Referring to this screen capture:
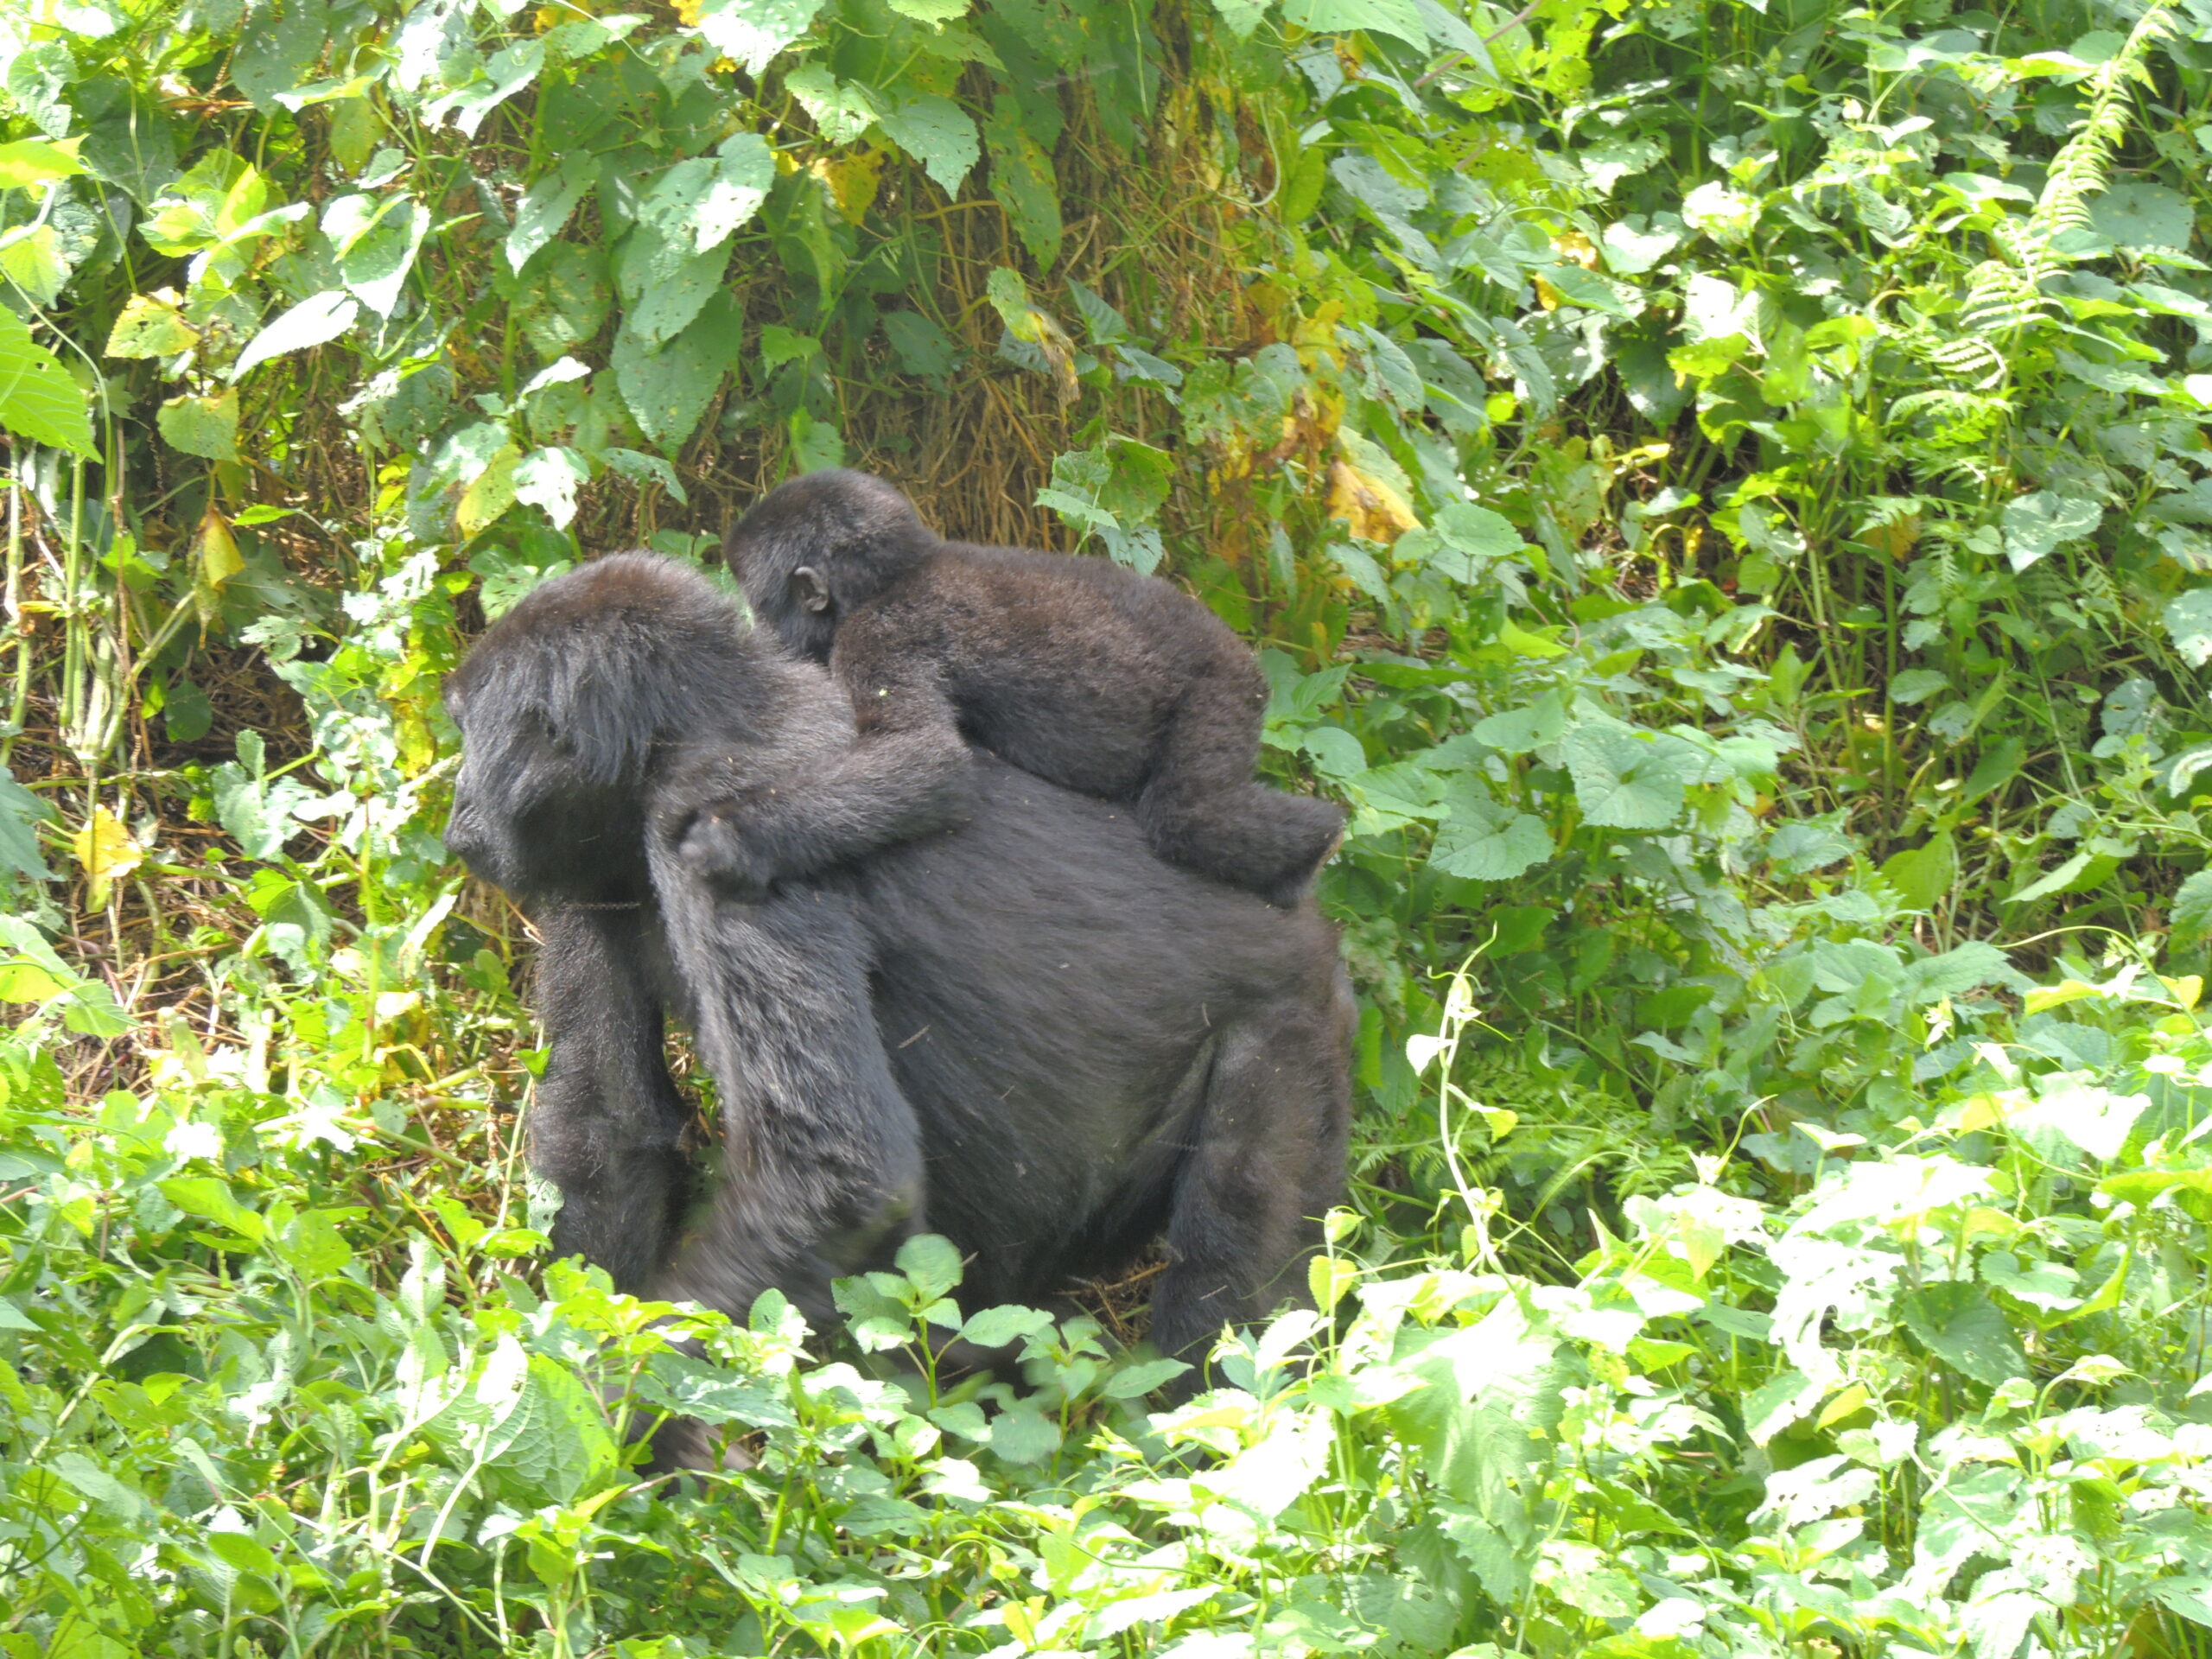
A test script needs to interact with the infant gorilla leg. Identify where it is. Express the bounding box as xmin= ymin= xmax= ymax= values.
xmin=649 ymin=854 xmax=925 ymax=1335
xmin=1139 ymin=679 xmax=1347 ymax=908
